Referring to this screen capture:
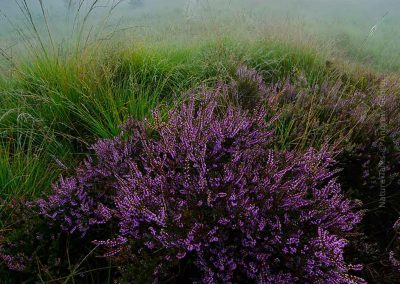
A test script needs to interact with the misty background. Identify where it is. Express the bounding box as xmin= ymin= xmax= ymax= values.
xmin=0 ymin=0 xmax=399 ymax=71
